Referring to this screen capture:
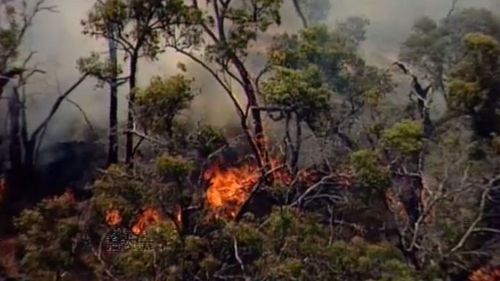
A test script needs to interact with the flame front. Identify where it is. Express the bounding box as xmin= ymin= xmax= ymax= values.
xmin=204 ymin=162 xmax=260 ymax=219
xmin=132 ymin=208 xmax=162 ymax=235
xmin=203 ymin=157 xmax=325 ymax=219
